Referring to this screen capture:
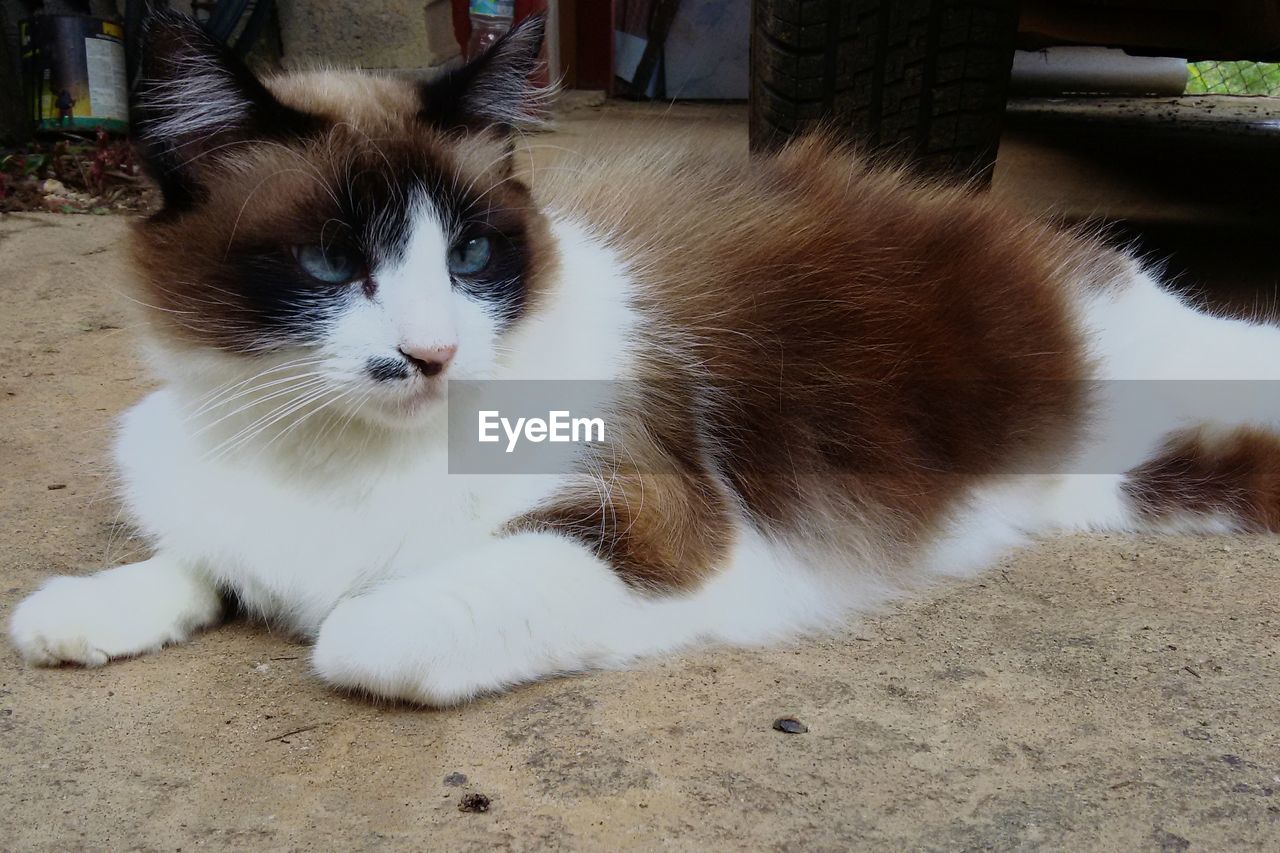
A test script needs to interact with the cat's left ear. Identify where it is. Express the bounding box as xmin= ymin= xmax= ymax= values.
xmin=418 ymin=13 xmax=548 ymax=132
